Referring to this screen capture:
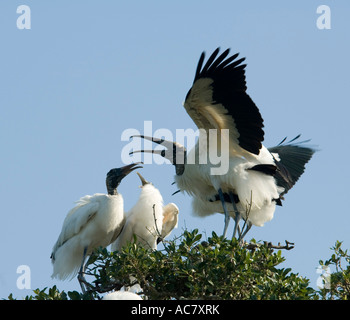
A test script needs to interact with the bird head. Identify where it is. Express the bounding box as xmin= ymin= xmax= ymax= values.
xmin=129 ymin=135 xmax=187 ymax=175
xmin=106 ymin=162 xmax=143 ymax=195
